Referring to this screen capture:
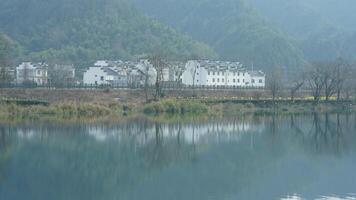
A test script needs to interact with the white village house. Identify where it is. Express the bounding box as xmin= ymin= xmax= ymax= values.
xmin=83 ymin=66 xmax=128 ymax=87
xmin=16 ymin=62 xmax=49 ymax=85
xmin=181 ymin=60 xmax=265 ymax=88
xmin=83 ymin=59 xmax=265 ymax=88
xmin=84 ymin=60 xmax=158 ymax=87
